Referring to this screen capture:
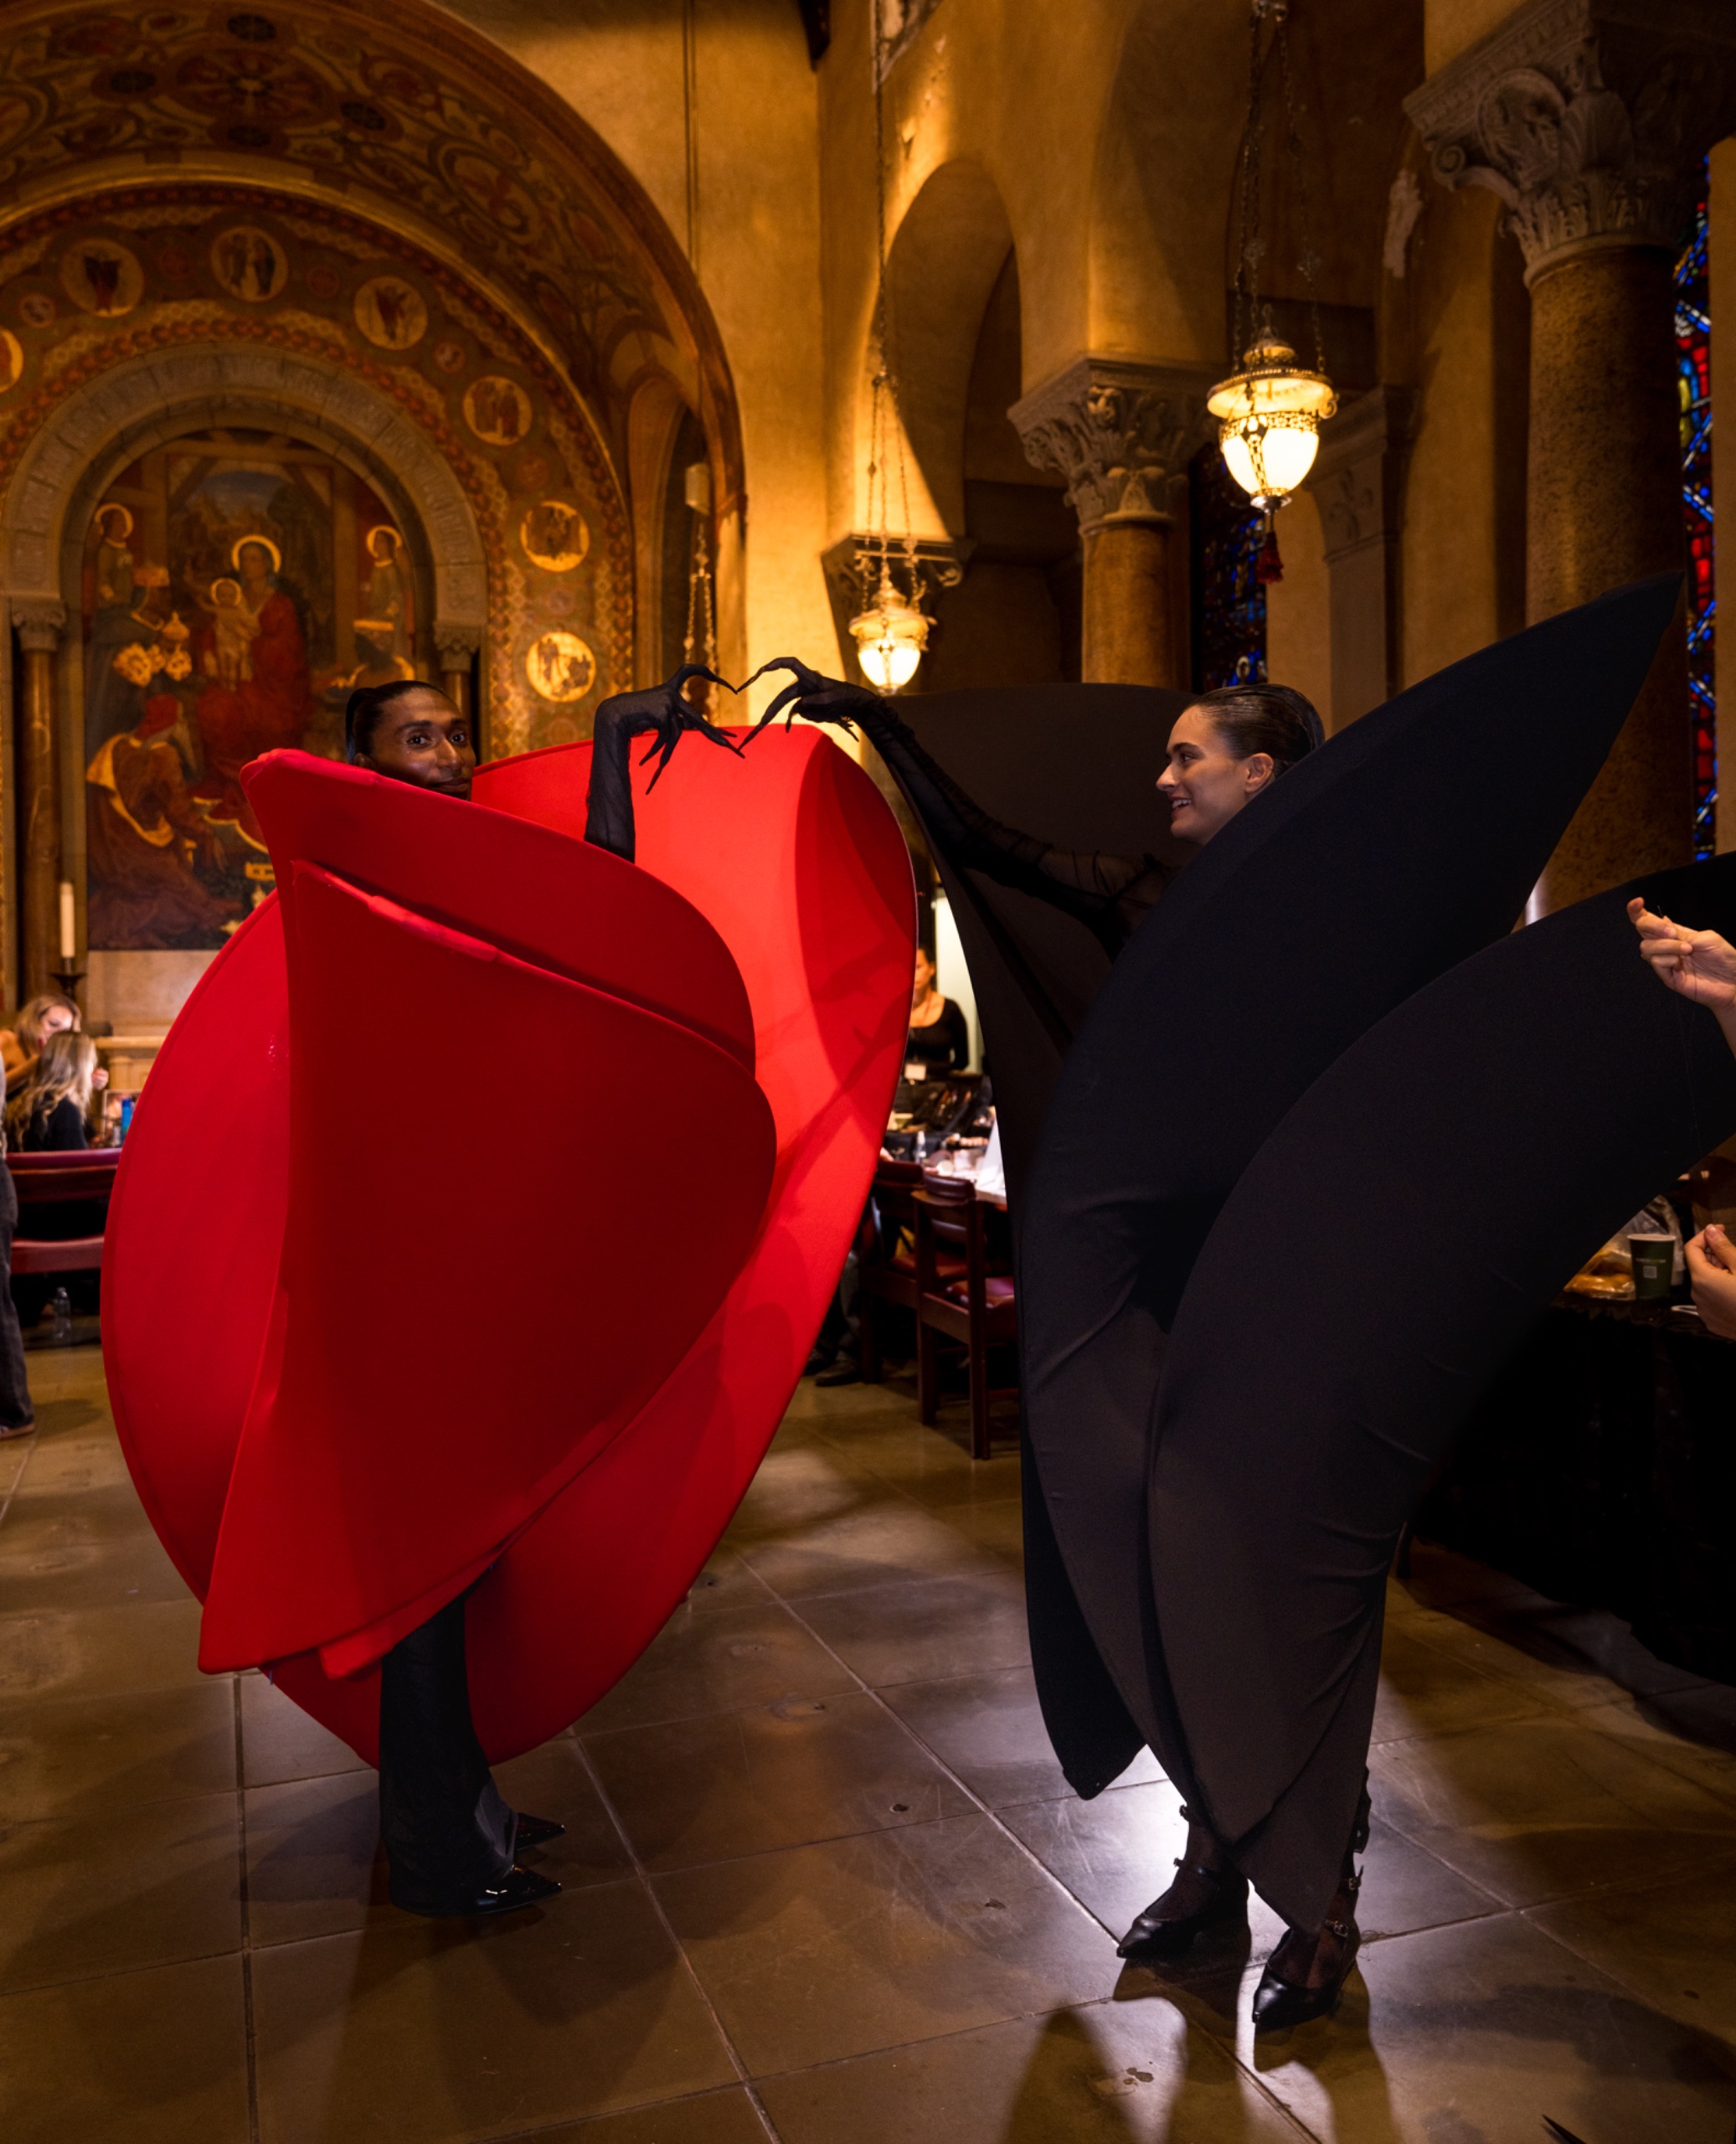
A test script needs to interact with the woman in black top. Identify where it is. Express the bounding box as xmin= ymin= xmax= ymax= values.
xmin=906 ymin=946 xmax=969 ymax=1072
xmin=8 ymin=1031 xmax=96 ymax=1151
